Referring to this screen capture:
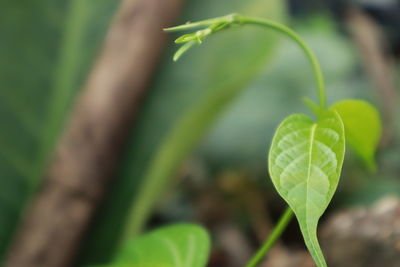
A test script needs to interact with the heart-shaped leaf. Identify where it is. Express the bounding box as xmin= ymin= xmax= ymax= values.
xmin=268 ymin=110 xmax=345 ymax=267
xmin=331 ymin=99 xmax=381 ymax=171
xmin=113 ymin=224 xmax=210 ymax=267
